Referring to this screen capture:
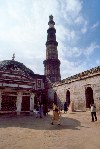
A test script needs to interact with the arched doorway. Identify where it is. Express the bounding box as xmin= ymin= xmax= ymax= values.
xmin=66 ymin=90 xmax=70 ymax=107
xmin=54 ymin=92 xmax=57 ymax=105
xmin=85 ymin=87 xmax=94 ymax=108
